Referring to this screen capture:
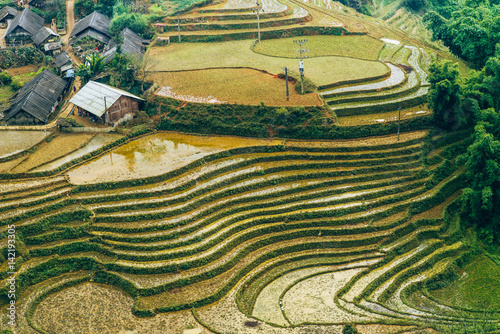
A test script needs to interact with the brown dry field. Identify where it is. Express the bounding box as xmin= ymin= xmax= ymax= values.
xmin=33 ymin=283 xmax=214 ymax=334
xmin=11 ymin=133 xmax=94 ymax=173
xmin=151 ymin=68 xmax=323 ymax=106
xmin=6 ymin=64 xmax=39 ymax=76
